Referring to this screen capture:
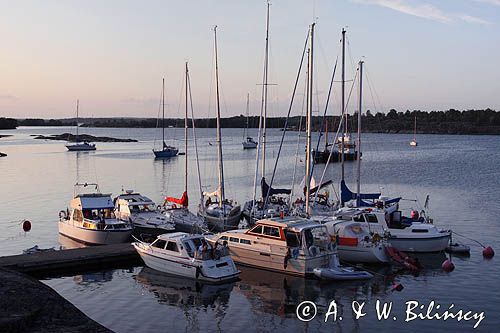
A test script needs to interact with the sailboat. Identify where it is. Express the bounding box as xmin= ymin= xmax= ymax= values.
xmin=242 ymin=2 xmax=291 ymax=225
xmin=410 ymin=115 xmax=418 ymax=147
xmin=66 ymin=100 xmax=96 ymax=151
xmin=198 ymin=26 xmax=241 ymax=231
xmin=153 ymin=78 xmax=179 ymax=158
xmin=163 ymin=62 xmax=207 ymax=233
xmin=242 ymin=93 xmax=257 ymax=149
